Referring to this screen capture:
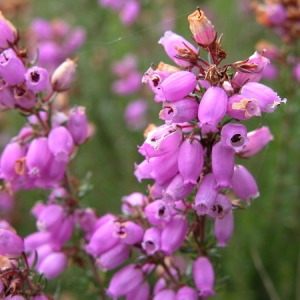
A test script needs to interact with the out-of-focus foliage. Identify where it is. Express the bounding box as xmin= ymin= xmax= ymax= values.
xmin=2 ymin=0 xmax=299 ymax=299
